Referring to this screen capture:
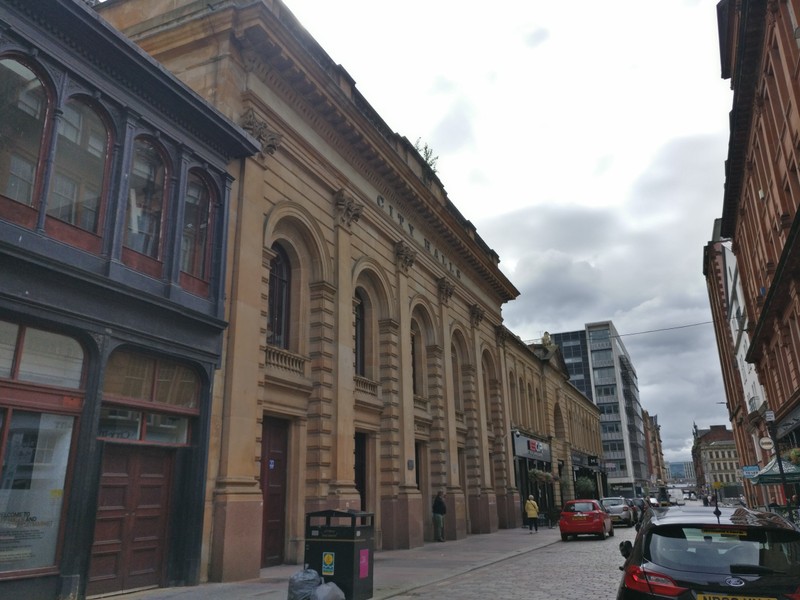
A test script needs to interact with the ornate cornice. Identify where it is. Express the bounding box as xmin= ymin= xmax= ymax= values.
xmin=240 ymin=108 xmax=283 ymax=157
xmin=333 ymin=189 xmax=363 ymax=228
xmin=395 ymin=241 xmax=416 ymax=273
xmin=437 ymin=277 xmax=455 ymax=305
